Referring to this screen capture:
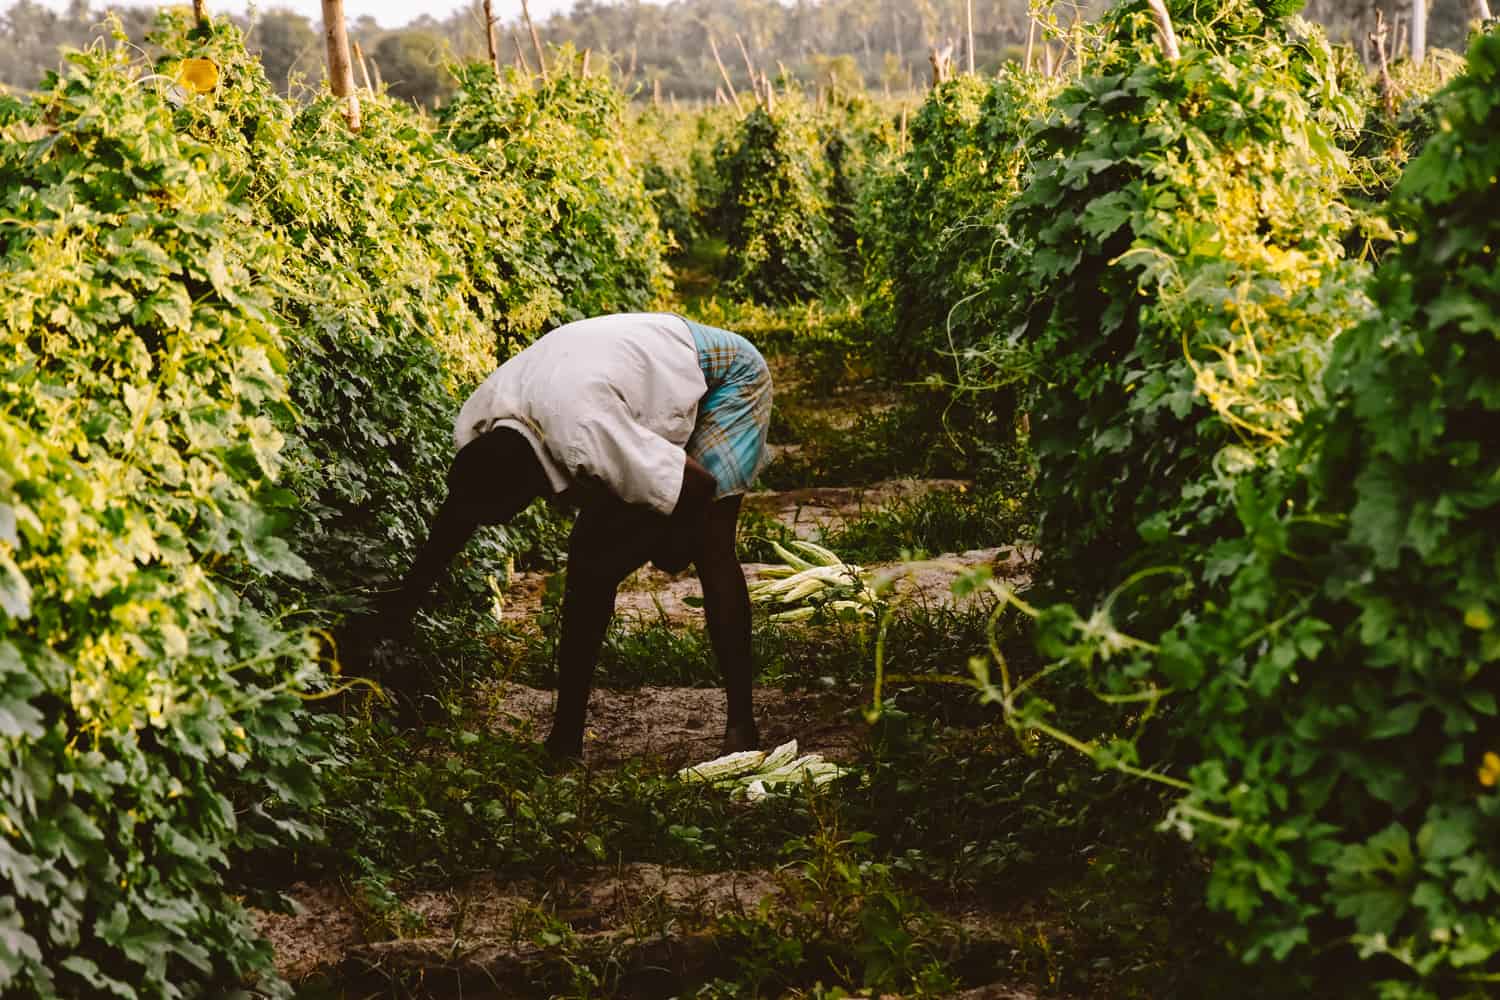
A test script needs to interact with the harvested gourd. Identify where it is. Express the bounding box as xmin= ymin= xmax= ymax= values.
xmin=676 ymin=739 xmax=850 ymax=801
xmin=748 ymin=541 xmax=877 ymax=622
